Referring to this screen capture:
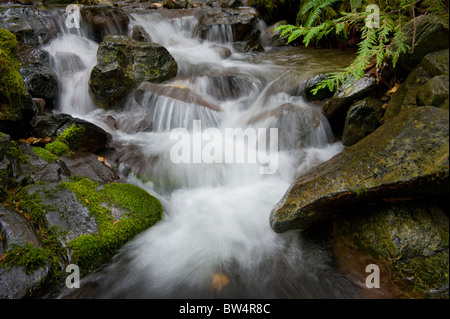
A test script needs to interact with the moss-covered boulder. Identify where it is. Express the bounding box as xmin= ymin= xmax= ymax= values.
xmin=333 ymin=201 xmax=449 ymax=299
xmin=0 ymin=28 xmax=37 ymax=138
xmin=14 ymin=178 xmax=163 ymax=273
xmin=270 ymin=106 xmax=449 ymax=233
xmin=385 ymin=49 xmax=449 ymax=122
xmin=89 ymin=34 xmax=178 ymax=110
